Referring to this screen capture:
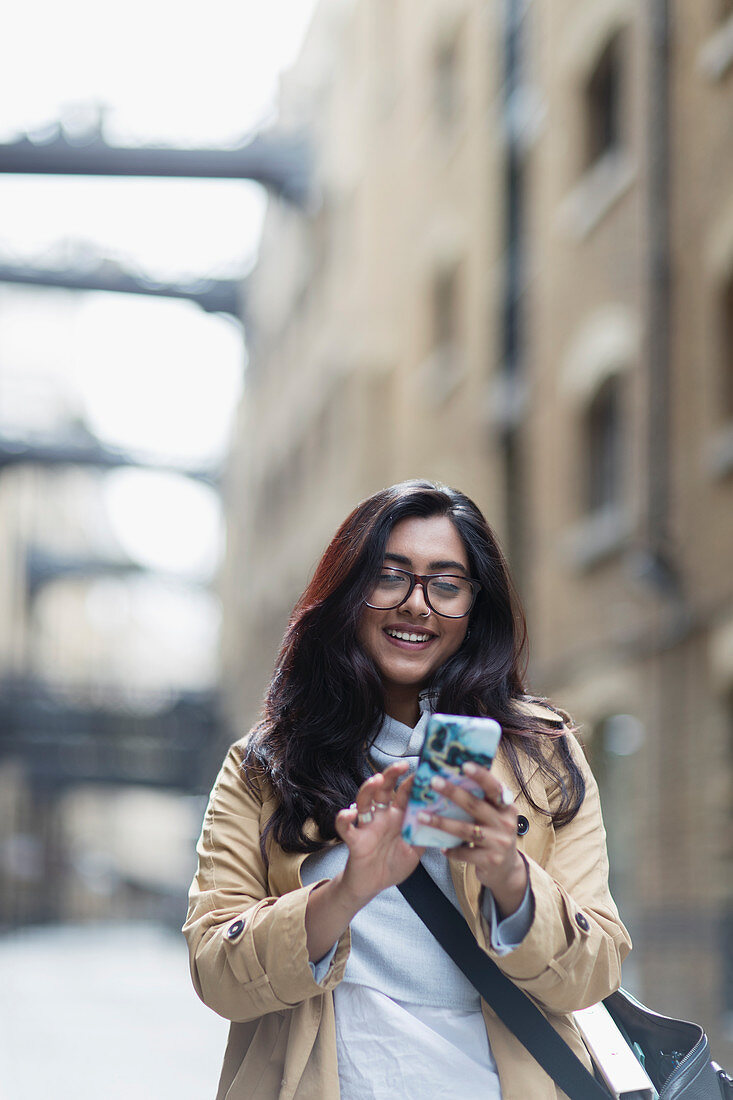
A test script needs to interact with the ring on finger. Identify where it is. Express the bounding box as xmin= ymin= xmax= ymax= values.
xmin=357 ymin=810 xmax=374 ymax=826
xmin=471 ymin=824 xmax=484 ymax=844
xmin=466 ymin=841 xmax=476 ymax=849
xmin=372 ymin=801 xmax=391 ymax=812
